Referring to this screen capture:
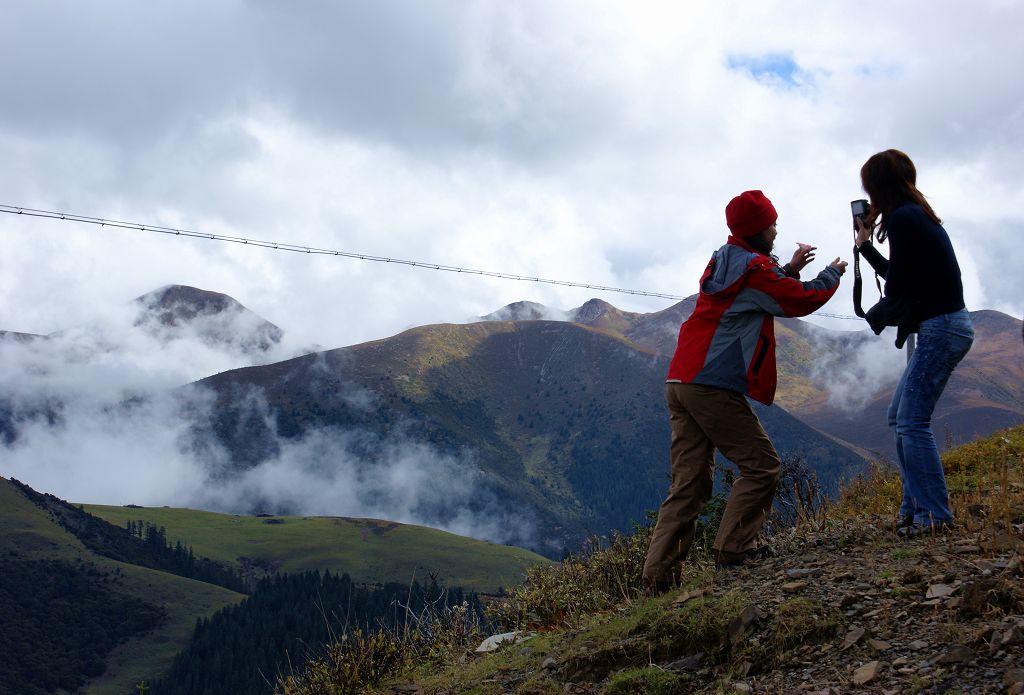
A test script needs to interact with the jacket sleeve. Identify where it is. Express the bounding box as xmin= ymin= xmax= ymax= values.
xmin=857 ymin=241 xmax=890 ymax=277
xmin=740 ymin=260 xmax=842 ymax=318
